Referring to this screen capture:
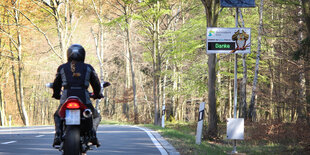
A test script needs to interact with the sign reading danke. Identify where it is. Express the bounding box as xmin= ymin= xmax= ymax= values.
xmin=206 ymin=27 xmax=251 ymax=54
